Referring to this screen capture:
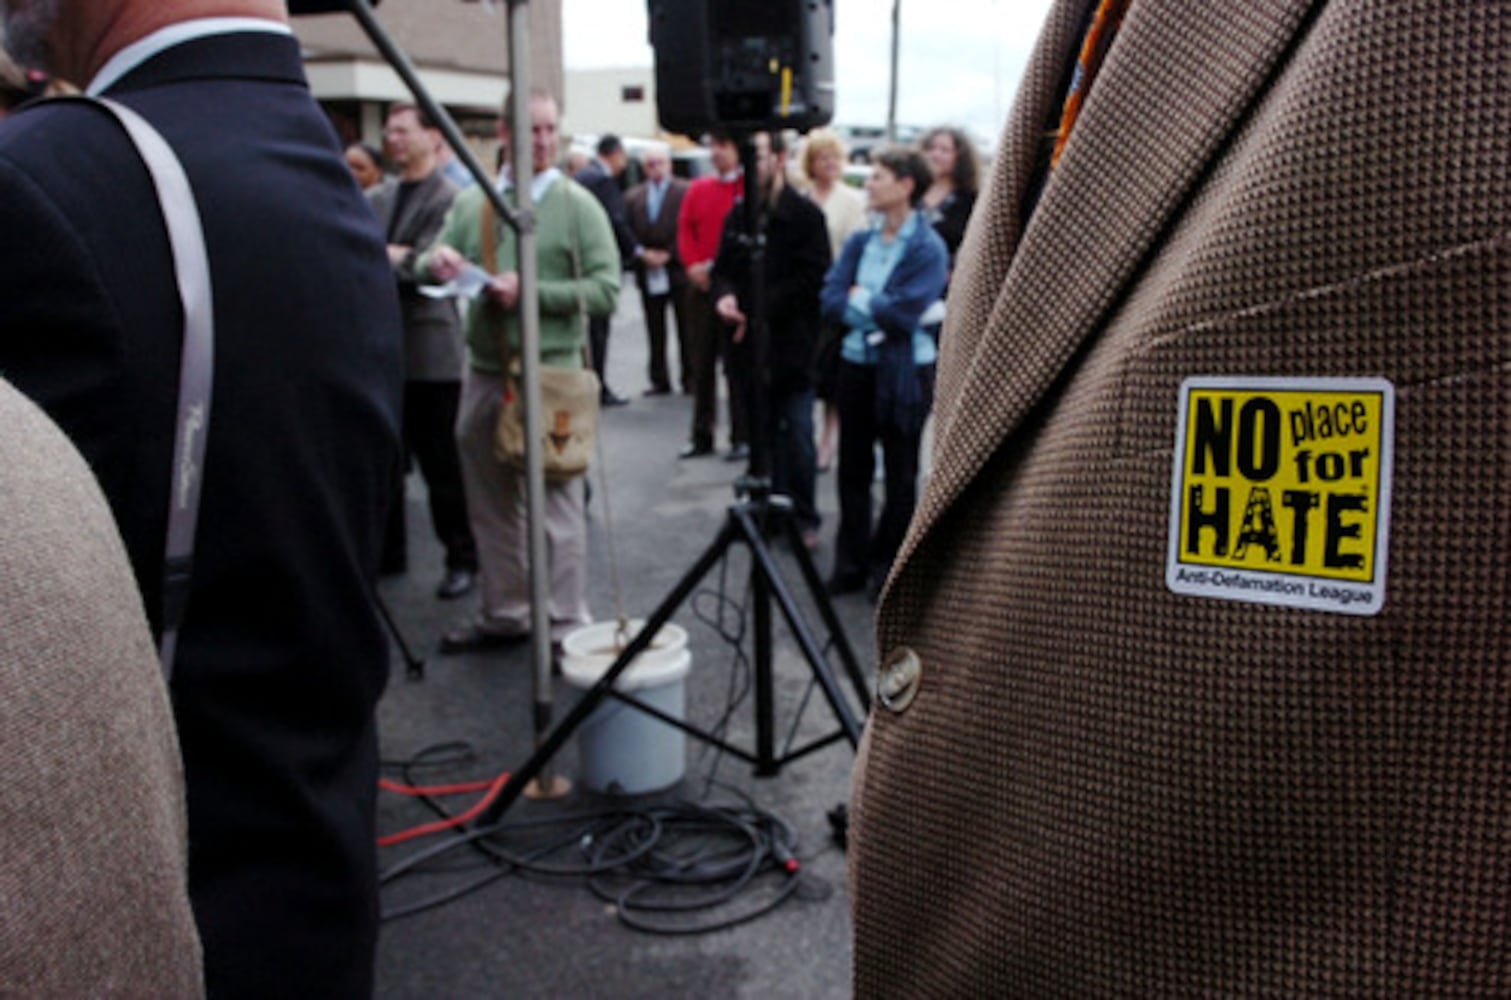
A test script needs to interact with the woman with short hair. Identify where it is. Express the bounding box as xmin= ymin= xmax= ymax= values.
xmin=820 ymin=147 xmax=949 ymax=600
